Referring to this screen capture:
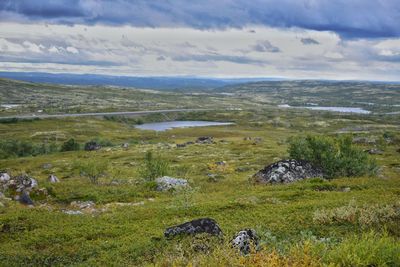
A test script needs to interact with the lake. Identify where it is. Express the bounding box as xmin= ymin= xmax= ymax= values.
xmin=135 ymin=121 xmax=234 ymax=131
xmin=278 ymin=104 xmax=371 ymax=114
